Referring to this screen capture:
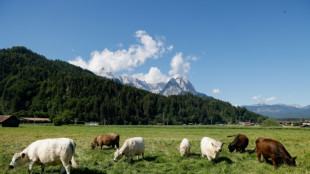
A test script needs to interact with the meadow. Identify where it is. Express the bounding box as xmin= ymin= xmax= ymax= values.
xmin=0 ymin=125 xmax=309 ymax=174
